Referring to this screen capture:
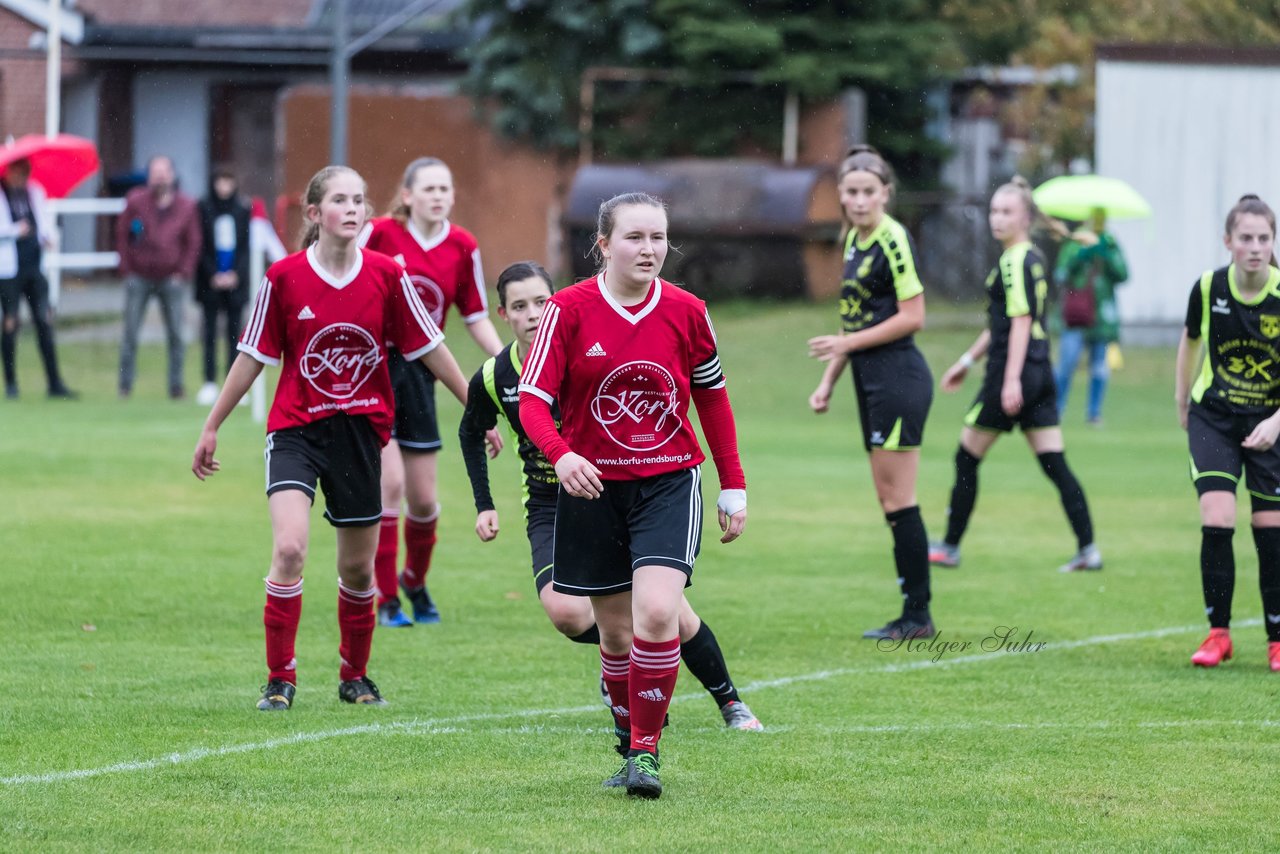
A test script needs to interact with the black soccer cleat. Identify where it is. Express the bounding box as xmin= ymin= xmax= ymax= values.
xmin=400 ymin=580 xmax=441 ymax=624
xmin=625 ymin=751 xmax=662 ymax=799
xmin=257 ymin=679 xmax=295 ymax=711
xmin=338 ymin=675 xmax=388 ymax=706
xmin=602 ymin=759 xmax=629 ymax=789
xmin=862 ymin=615 xmax=936 ymax=641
